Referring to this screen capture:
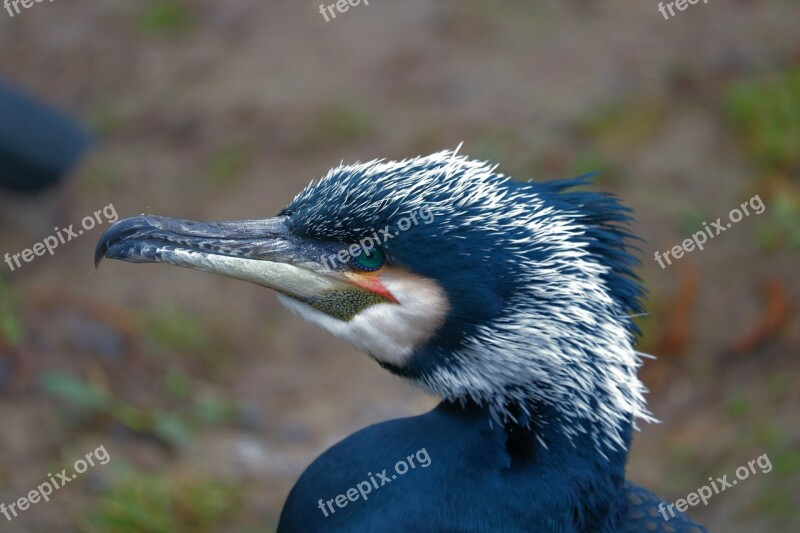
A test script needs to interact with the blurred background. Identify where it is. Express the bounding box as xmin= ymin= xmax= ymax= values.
xmin=0 ymin=1 xmax=798 ymax=531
